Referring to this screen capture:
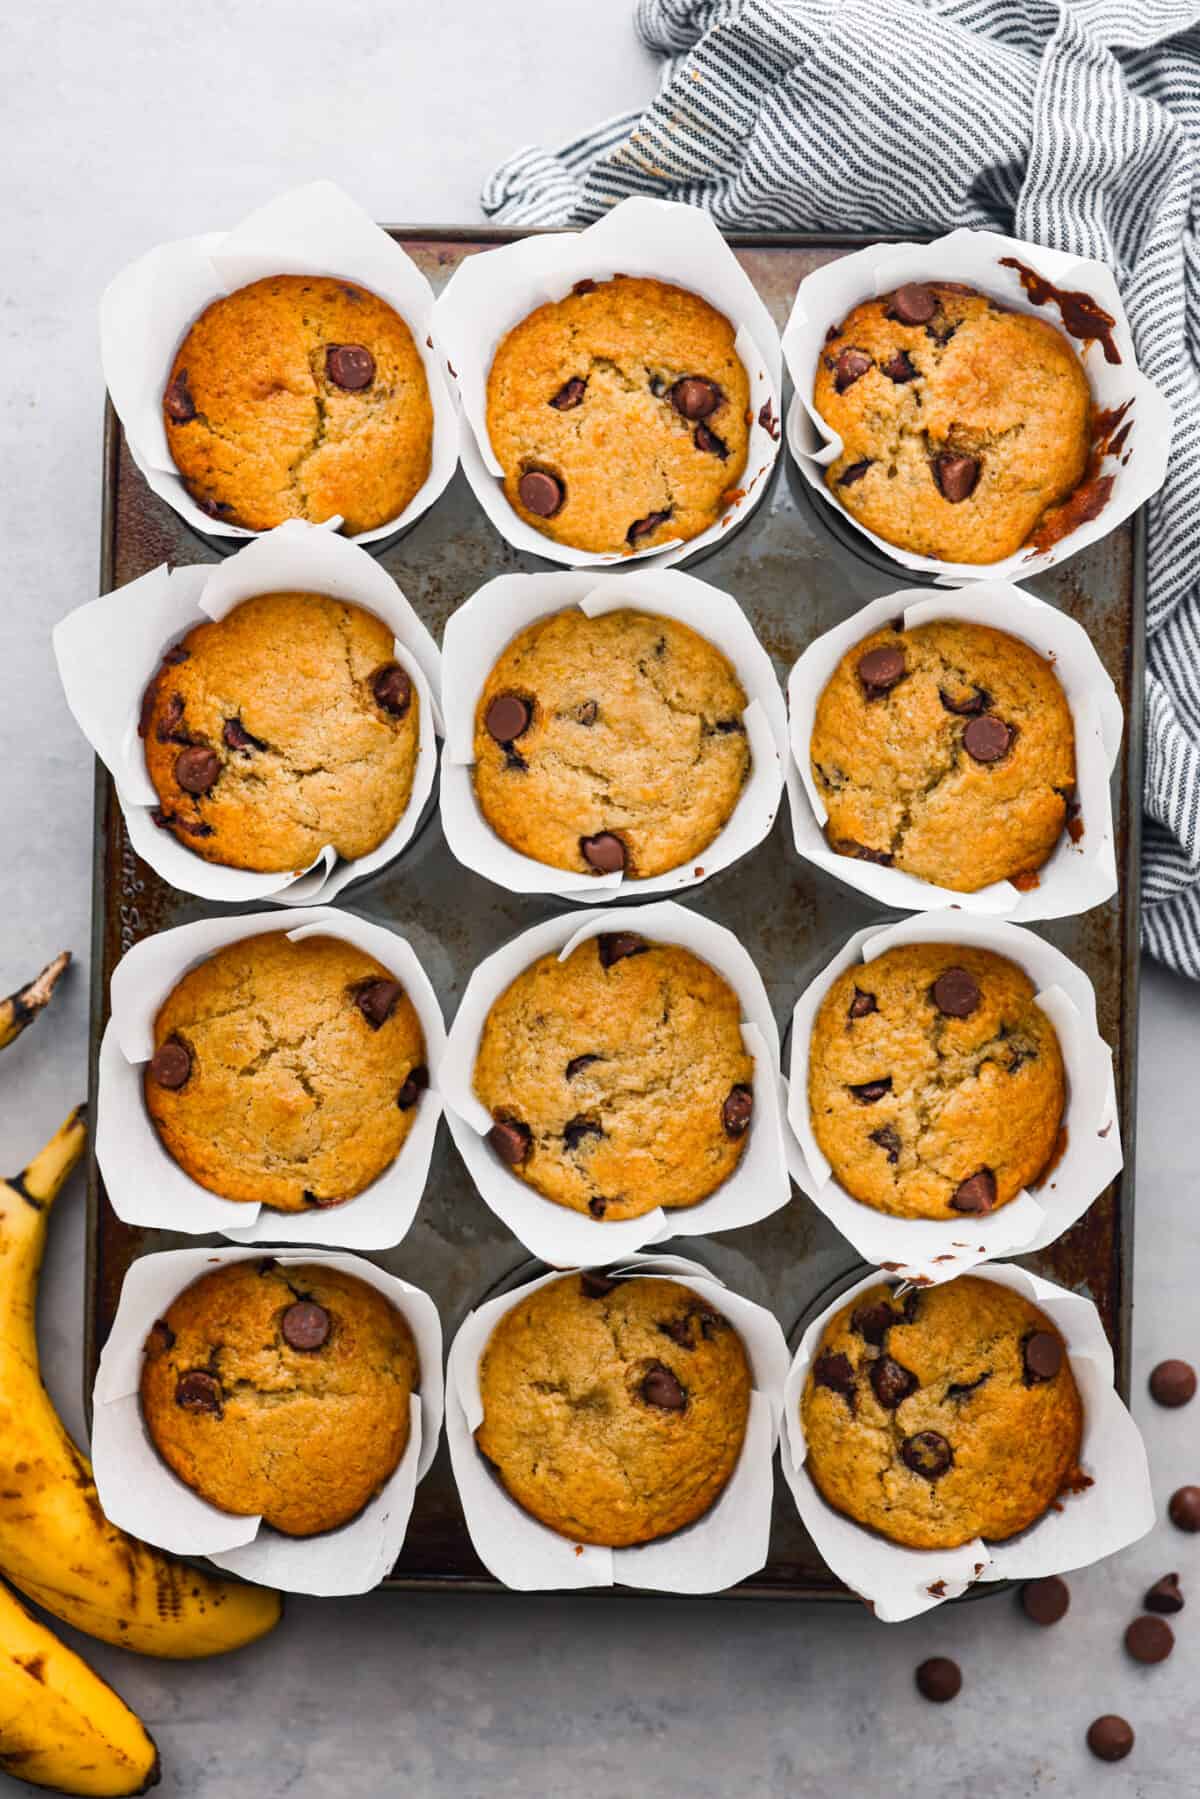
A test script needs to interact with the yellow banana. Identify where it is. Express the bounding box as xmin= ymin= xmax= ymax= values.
xmin=0 ymin=950 xmax=72 ymax=1053
xmin=0 ymin=1577 xmax=159 ymax=1795
xmin=0 ymin=1107 xmax=282 ymax=1657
